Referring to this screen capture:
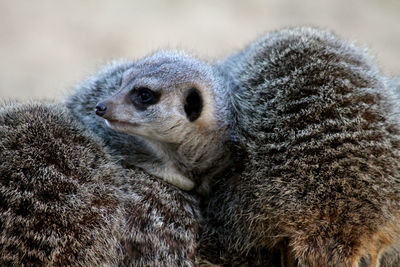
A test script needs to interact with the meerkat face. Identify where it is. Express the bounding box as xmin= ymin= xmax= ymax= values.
xmin=95 ymin=52 xmax=218 ymax=143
